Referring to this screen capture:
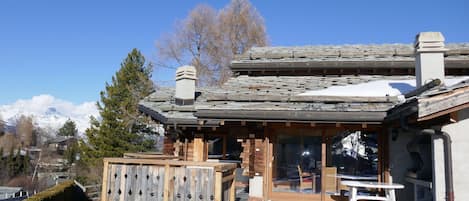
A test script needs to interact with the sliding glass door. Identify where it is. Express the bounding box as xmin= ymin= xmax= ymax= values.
xmin=268 ymin=128 xmax=380 ymax=201
xmin=271 ymin=133 xmax=322 ymax=195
